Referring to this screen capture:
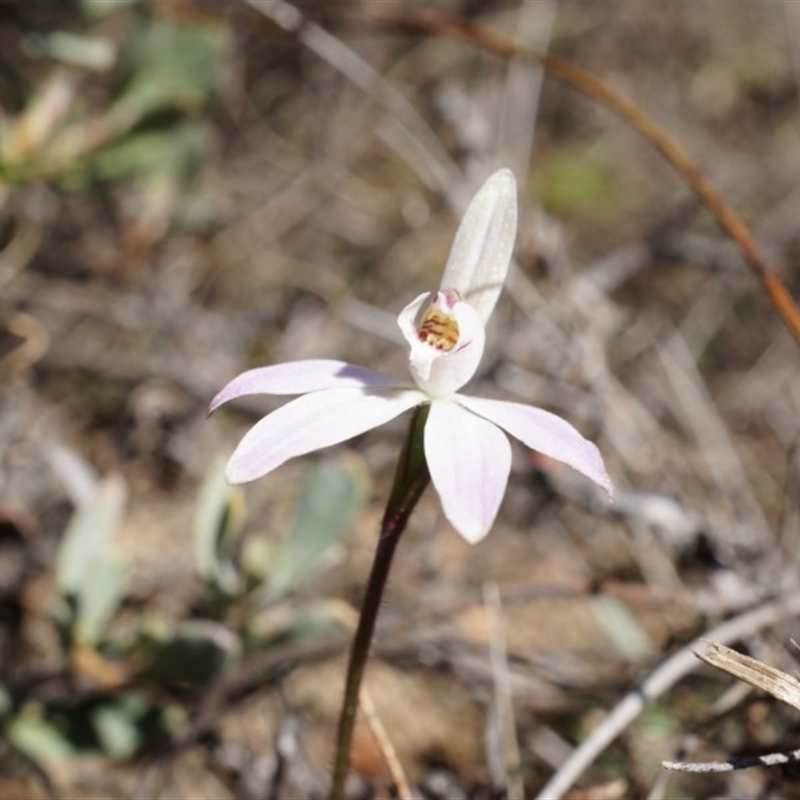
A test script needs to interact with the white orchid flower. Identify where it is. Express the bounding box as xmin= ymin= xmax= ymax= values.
xmin=209 ymin=169 xmax=612 ymax=543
